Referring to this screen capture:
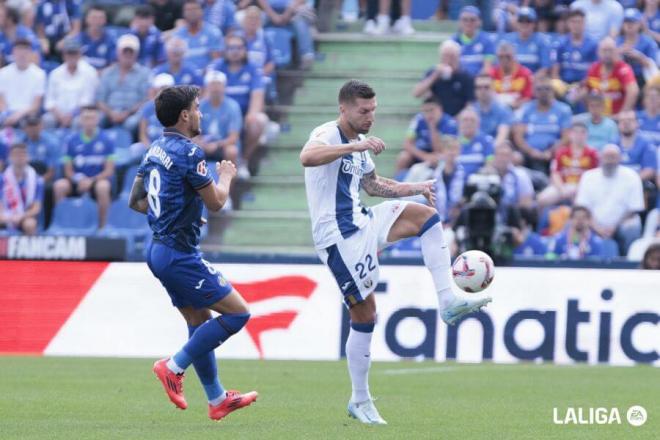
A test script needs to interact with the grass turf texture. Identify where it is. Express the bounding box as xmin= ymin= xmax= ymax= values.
xmin=1 ymin=357 xmax=657 ymax=439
